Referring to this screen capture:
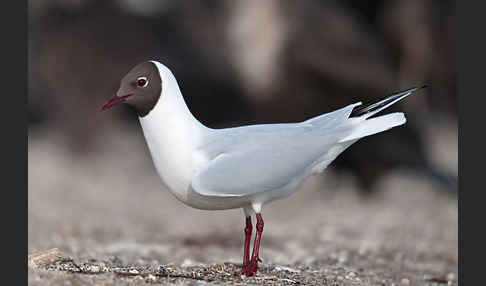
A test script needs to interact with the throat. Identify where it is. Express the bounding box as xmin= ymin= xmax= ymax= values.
xmin=138 ymin=90 xmax=209 ymax=199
